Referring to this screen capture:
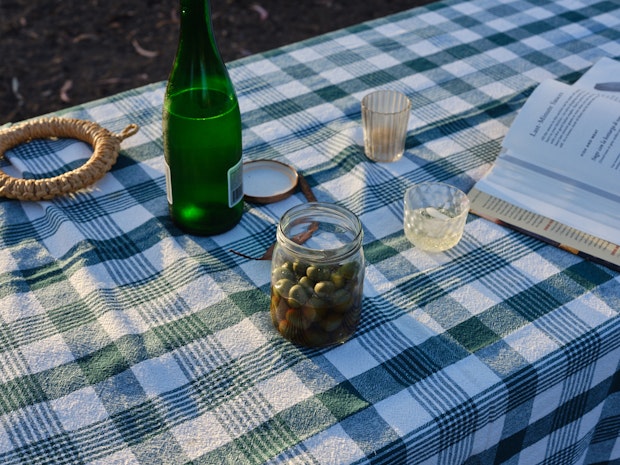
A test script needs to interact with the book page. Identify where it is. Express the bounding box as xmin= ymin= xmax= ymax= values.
xmin=503 ymin=80 xmax=620 ymax=191
xmin=475 ymin=150 xmax=620 ymax=245
xmin=475 ymin=78 xmax=620 ymax=244
xmin=574 ymin=57 xmax=620 ymax=102
xmin=468 ymin=188 xmax=620 ymax=272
